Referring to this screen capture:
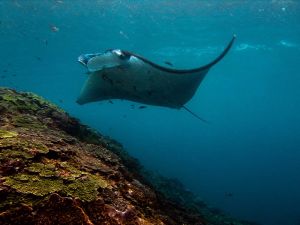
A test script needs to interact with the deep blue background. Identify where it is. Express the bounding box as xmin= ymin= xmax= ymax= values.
xmin=1 ymin=1 xmax=300 ymax=225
